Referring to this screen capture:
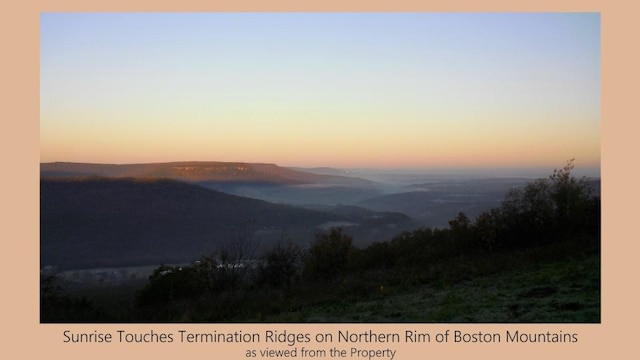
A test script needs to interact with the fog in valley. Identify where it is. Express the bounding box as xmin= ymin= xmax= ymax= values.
xmin=40 ymin=162 xmax=600 ymax=282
